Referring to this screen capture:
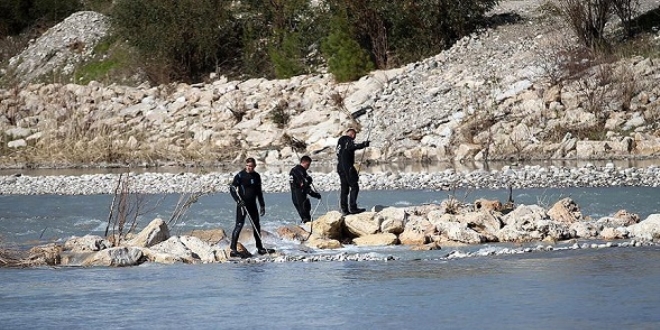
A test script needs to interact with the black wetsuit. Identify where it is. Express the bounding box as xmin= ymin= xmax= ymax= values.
xmin=289 ymin=164 xmax=321 ymax=223
xmin=229 ymin=169 xmax=265 ymax=251
xmin=336 ymin=135 xmax=368 ymax=213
